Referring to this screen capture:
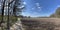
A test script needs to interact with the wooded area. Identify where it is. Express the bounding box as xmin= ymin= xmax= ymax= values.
xmin=0 ymin=0 xmax=24 ymax=30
